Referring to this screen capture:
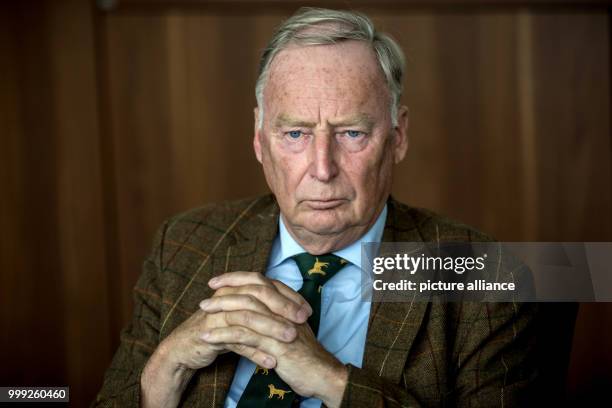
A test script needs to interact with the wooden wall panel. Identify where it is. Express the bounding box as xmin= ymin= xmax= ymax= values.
xmin=383 ymin=12 xmax=529 ymax=239
xmin=48 ymin=2 xmax=113 ymax=403
xmin=0 ymin=2 xmax=67 ymax=388
xmin=102 ymin=13 xmax=278 ymax=325
xmin=0 ymin=0 xmax=111 ymax=406
xmin=104 ymin=13 xmax=178 ymax=333
xmin=532 ymin=12 xmax=610 ymax=241
xmin=383 ymin=10 xmax=611 ymax=242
